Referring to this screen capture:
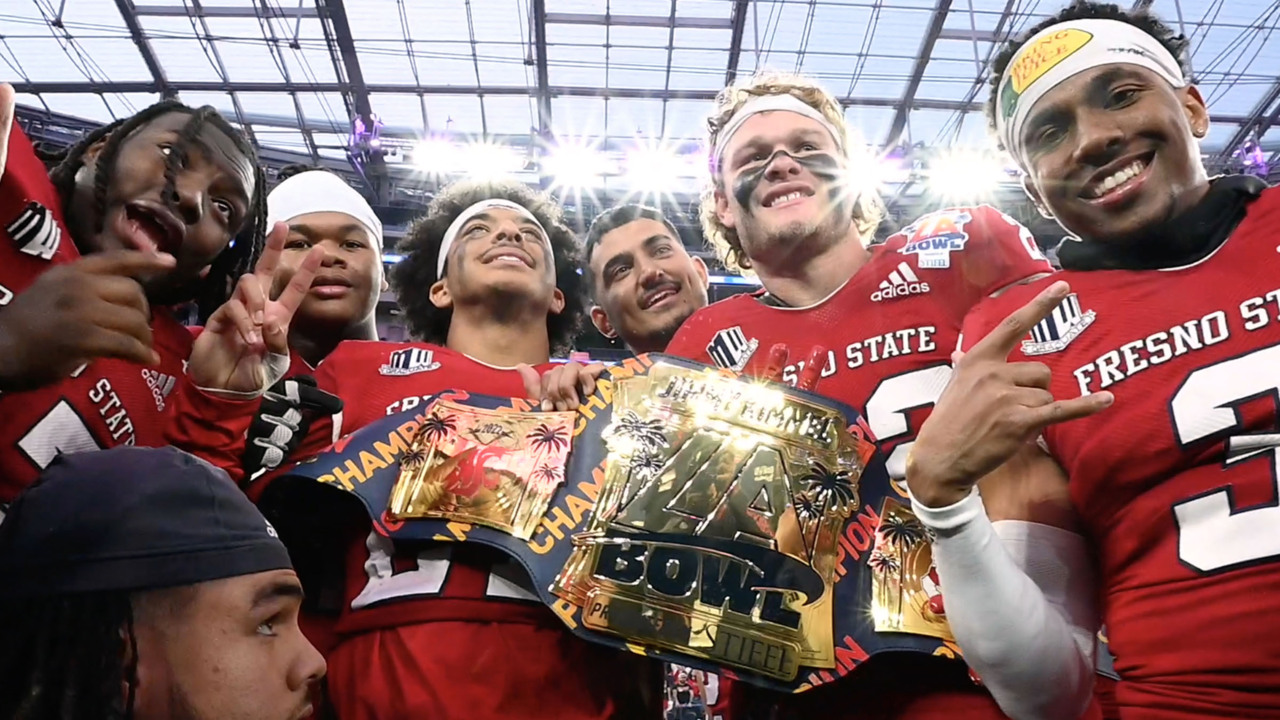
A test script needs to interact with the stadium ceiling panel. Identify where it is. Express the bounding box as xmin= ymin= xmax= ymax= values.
xmin=4 ymin=0 xmax=1280 ymax=219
